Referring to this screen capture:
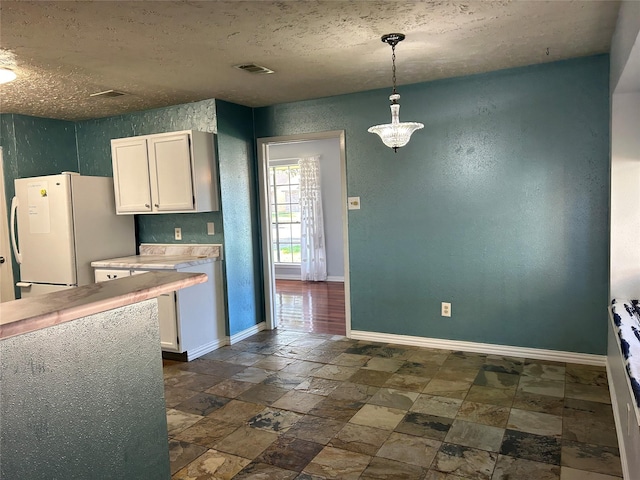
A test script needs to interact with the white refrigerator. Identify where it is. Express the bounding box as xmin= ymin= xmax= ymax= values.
xmin=10 ymin=173 xmax=136 ymax=298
